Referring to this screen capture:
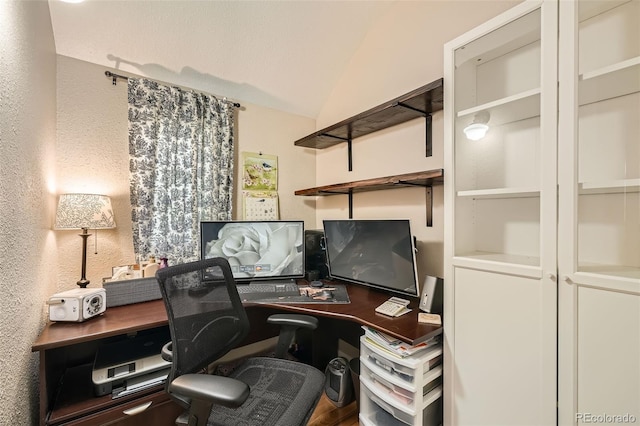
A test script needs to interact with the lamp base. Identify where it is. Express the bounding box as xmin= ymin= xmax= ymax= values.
xmin=78 ymin=229 xmax=92 ymax=288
